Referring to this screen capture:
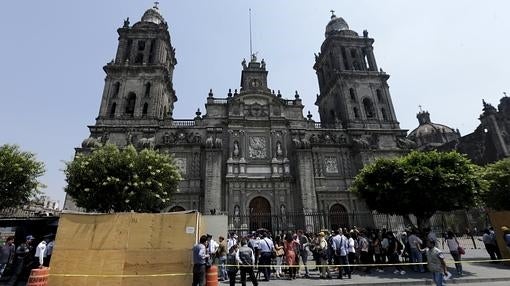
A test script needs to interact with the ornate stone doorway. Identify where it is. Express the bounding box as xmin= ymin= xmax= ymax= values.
xmin=329 ymin=203 xmax=349 ymax=230
xmin=249 ymin=196 xmax=271 ymax=231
